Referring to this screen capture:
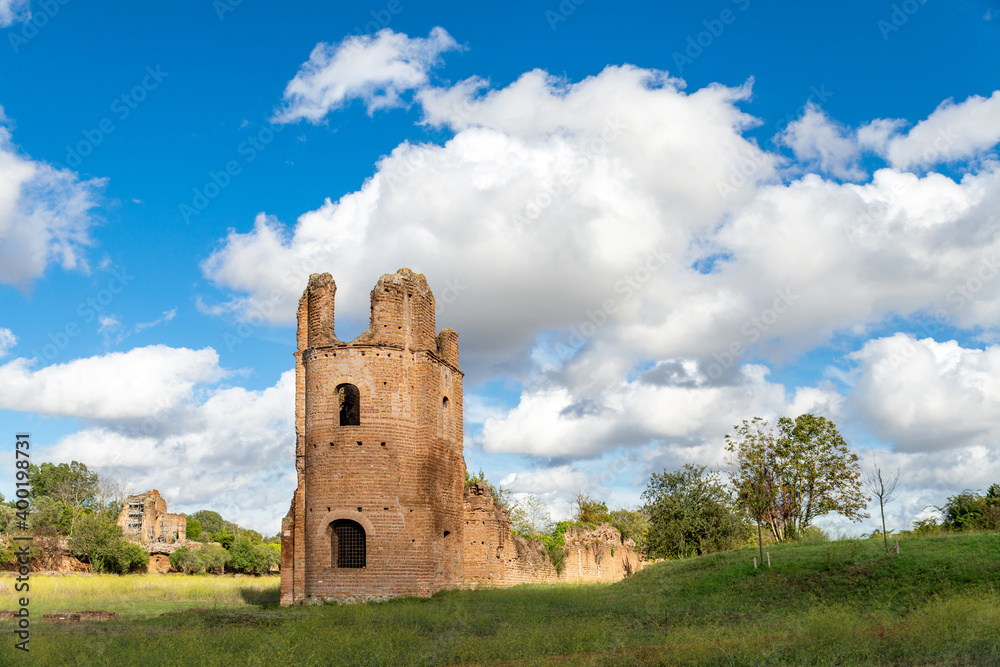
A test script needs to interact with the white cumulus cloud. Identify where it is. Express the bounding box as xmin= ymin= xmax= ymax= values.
xmin=46 ymin=370 xmax=295 ymax=533
xmin=848 ymin=335 xmax=1000 ymax=452
xmin=777 ymin=102 xmax=864 ymax=180
xmin=205 ymin=64 xmax=1000 ymax=385
xmin=273 ymin=27 xmax=461 ymax=122
xmin=0 ymin=345 xmax=226 ymax=420
xmin=0 ymin=108 xmax=105 ymax=287
xmin=883 ymin=91 xmax=1000 ymax=170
